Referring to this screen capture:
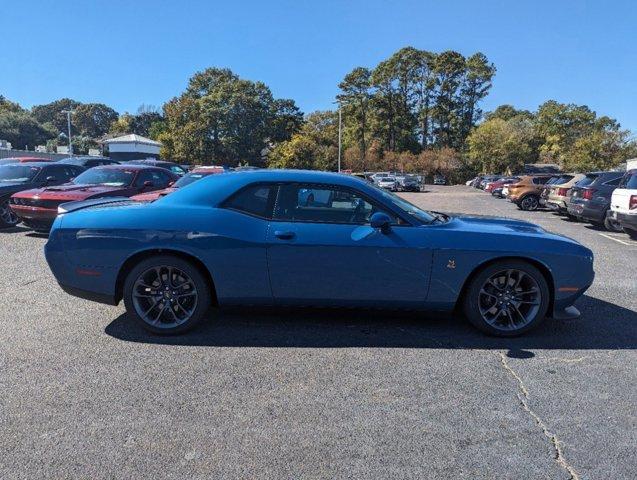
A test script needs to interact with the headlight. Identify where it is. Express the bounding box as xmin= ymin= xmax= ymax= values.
xmin=57 ymin=205 xmax=68 ymax=214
